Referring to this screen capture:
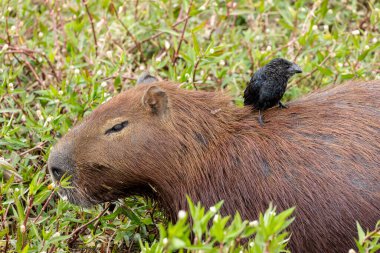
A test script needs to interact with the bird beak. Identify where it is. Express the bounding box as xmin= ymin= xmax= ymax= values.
xmin=290 ymin=63 xmax=302 ymax=74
